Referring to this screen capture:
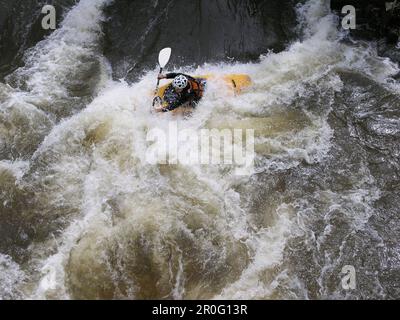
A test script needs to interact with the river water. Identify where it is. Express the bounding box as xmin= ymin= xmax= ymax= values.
xmin=0 ymin=0 xmax=399 ymax=299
